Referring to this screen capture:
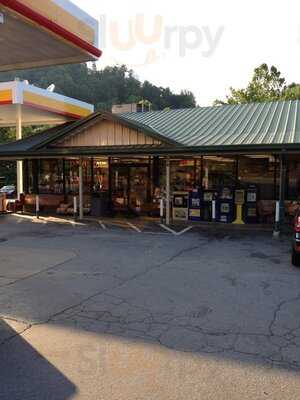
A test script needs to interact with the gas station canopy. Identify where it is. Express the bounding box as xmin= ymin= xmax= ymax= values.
xmin=0 ymin=0 xmax=101 ymax=71
xmin=0 ymin=80 xmax=94 ymax=126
